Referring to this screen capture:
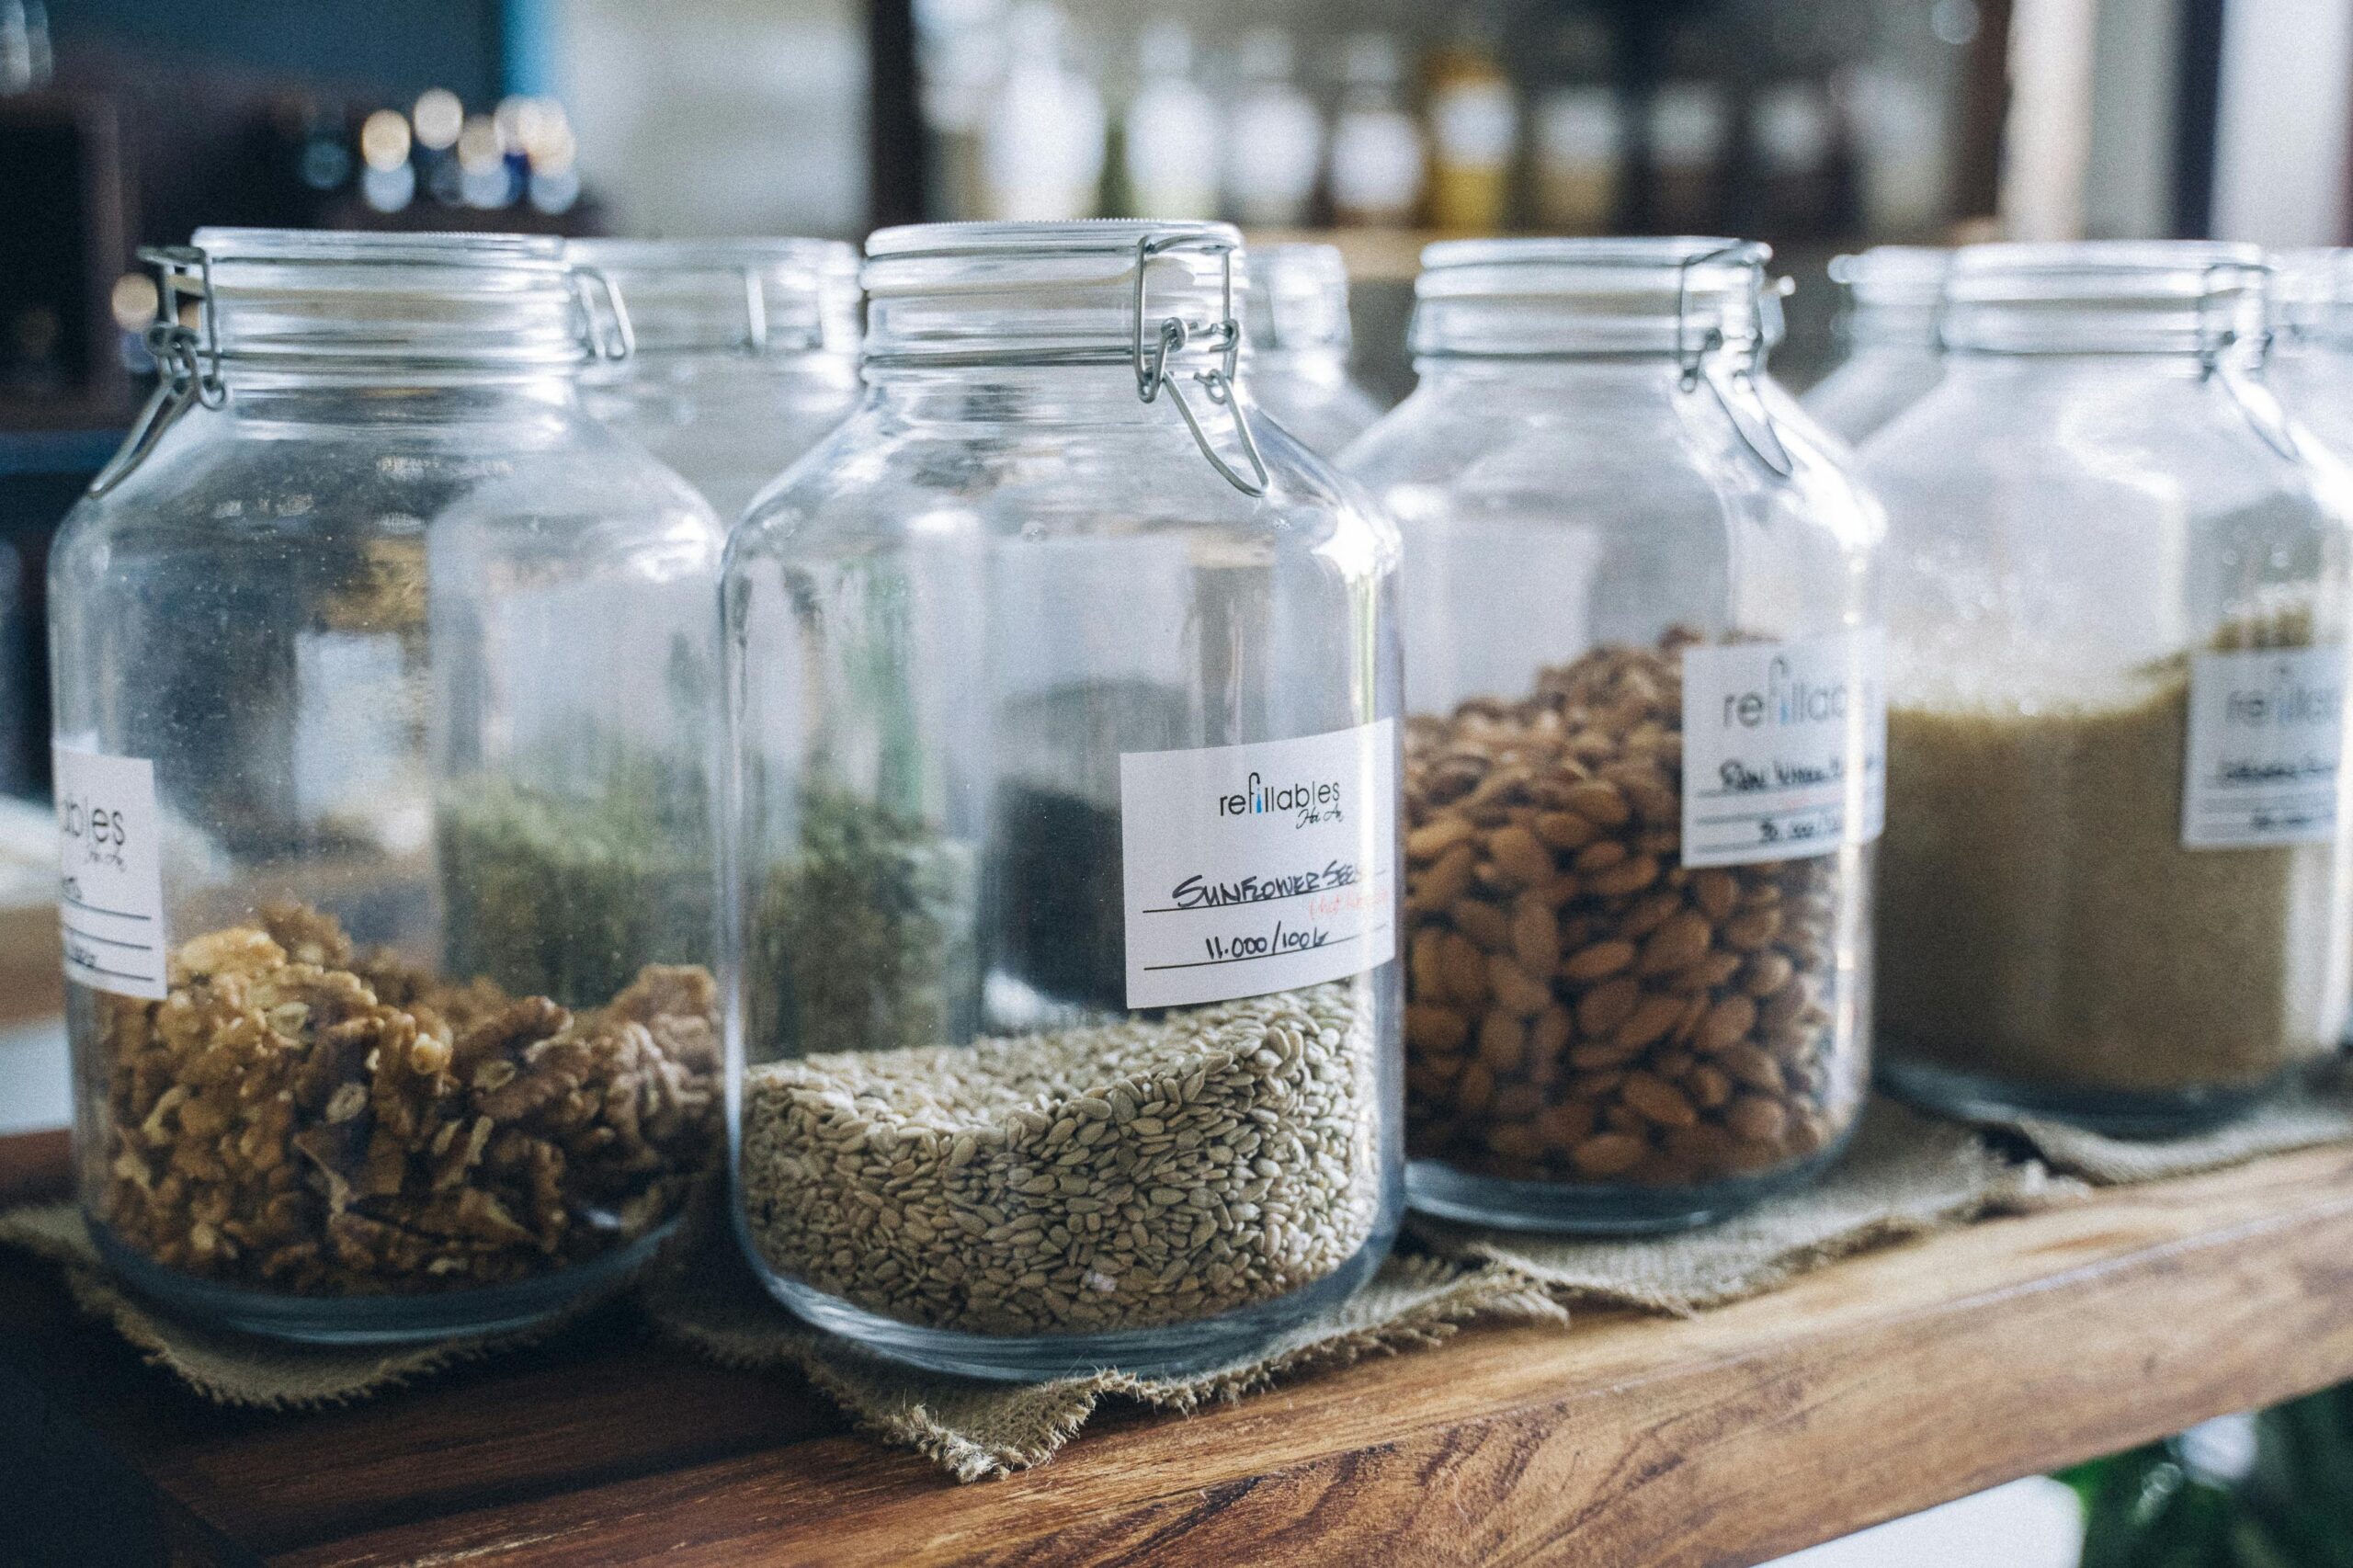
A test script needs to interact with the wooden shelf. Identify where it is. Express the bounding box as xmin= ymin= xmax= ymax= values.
xmin=6 ymin=1129 xmax=2353 ymax=1566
